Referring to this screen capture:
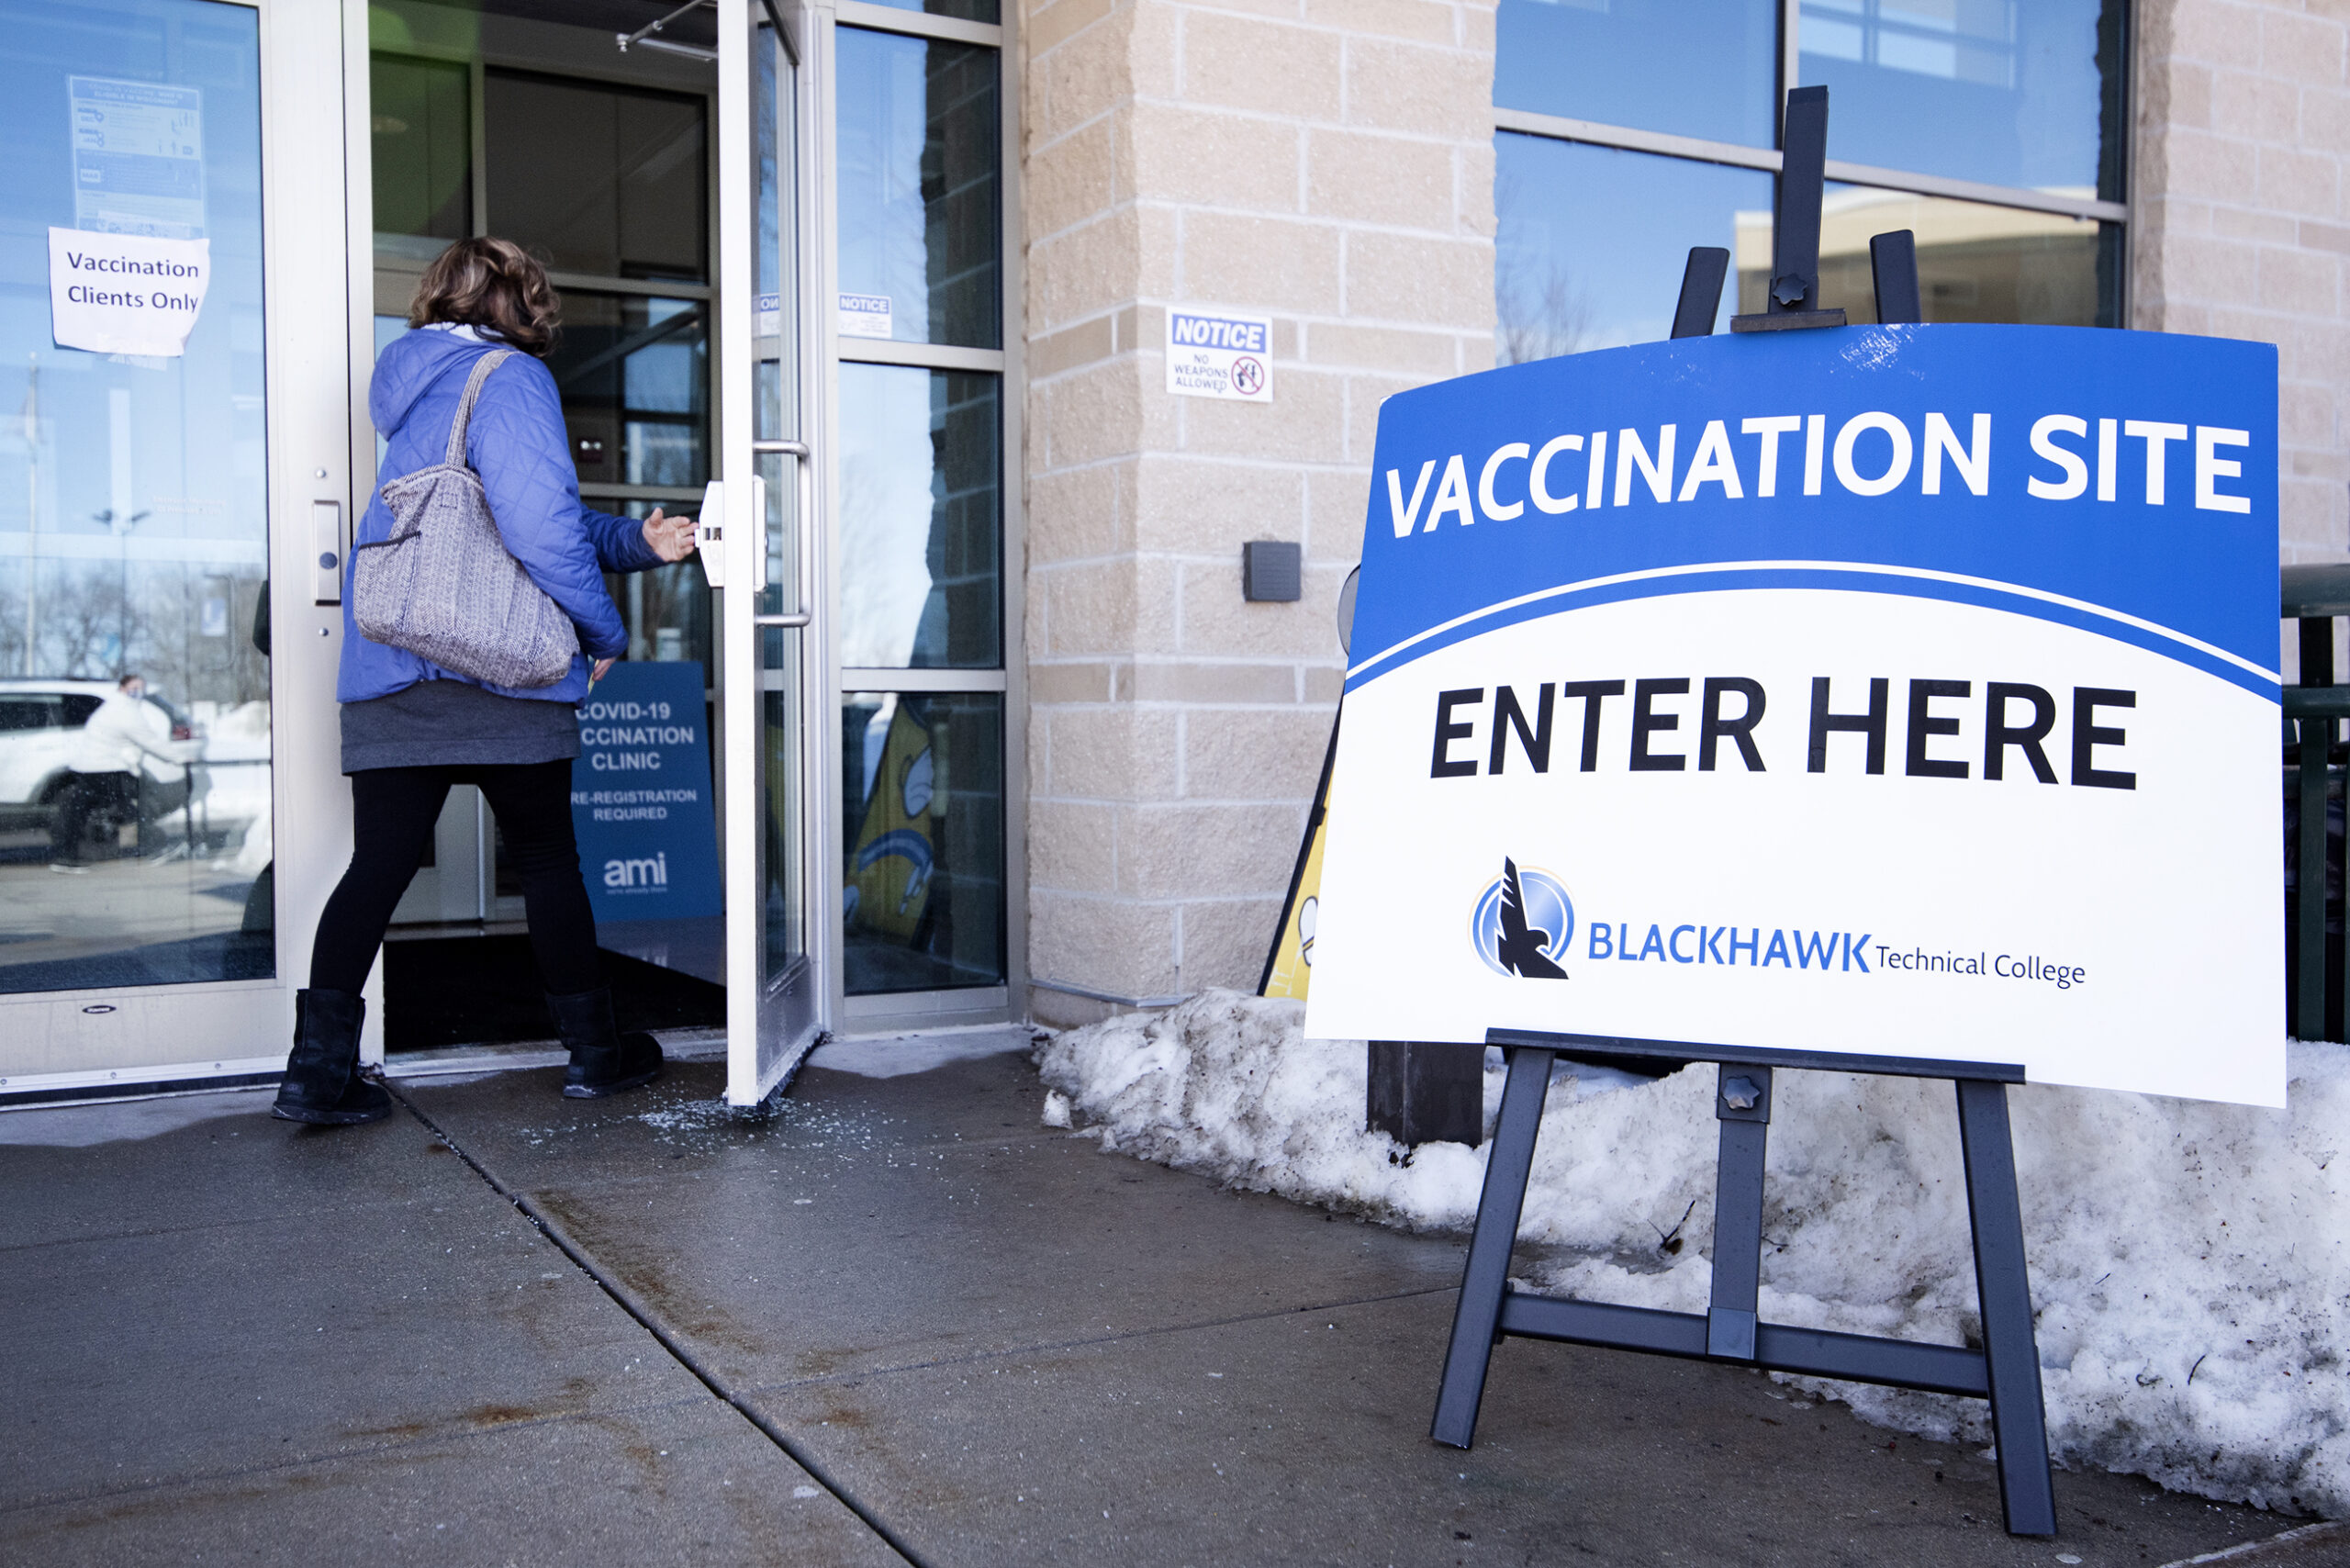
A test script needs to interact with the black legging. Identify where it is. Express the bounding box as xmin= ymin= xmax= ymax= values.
xmin=309 ymin=760 xmax=599 ymax=996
